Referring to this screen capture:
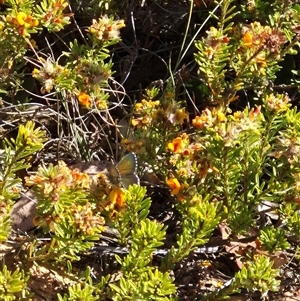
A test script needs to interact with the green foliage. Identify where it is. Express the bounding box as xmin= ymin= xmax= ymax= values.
xmin=0 ymin=266 xmax=30 ymax=300
xmin=204 ymin=255 xmax=281 ymax=300
xmin=57 ymin=283 xmax=99 ymax=301
xmin=110 ymin=185 xmax=177 ymax=300
xmin=110 ymin=269 xmax=176 ymax=301
xmin=0 ymin=0 xmax=124 ymax=114
xmin=57 ymin=266 xmax=111 ymax=301
xmin=194 ymin=0 xmax=300 ymax=106
xmin=234 ymin=255 xmax=281 ymax=295
xmin=0 ymin=121 xmax=46 ymax=241
xmin=115 ymin=219 xmax=165 ymax=274
xmin=113 ymin=185 xmax=152 ymax=244
xmin=195 ymin=8 xmax=237 ymax=103
xmin=162 ymin=193 xmax=222 ymax=271
xmin=2 ymin=0 xmax=300 ymax=299
xmin=194 ymin=0 xmax=237 ymax=105
xmin=259 ymin=226 xmax=290 ymax=253
xmin=0 ymin=0 xmax=72 ymax=96
xmin=279 ymin=202 xmax=300 ymax=237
